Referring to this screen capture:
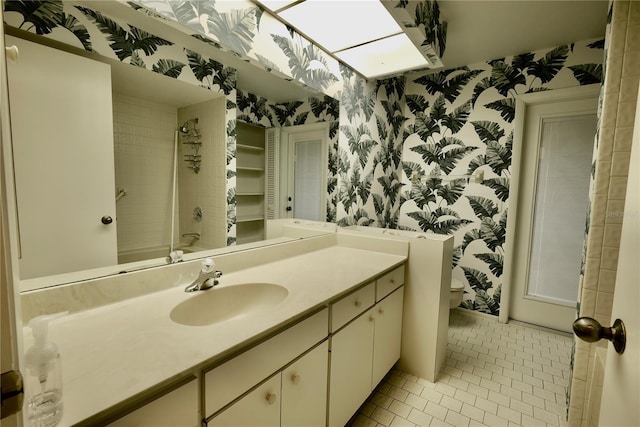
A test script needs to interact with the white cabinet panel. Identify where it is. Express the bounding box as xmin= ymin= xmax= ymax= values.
xmin=208 ymin=374 xmax=280 ymax=427
xmin=376 ymin=265 xmax=405 ymax=301
xmin=204 ymin=309 xmax=327 ymax=416
xmin=328 ymin=308 xmax=375 ymax=427
xmin=281 ymin=342 xmax=328 ymax=427
xmin=372 ymin=287 xmax=404 ymax=388
xmin=330 ymin=282 xmax=375 ymax=332
xmin=109 ymin=379 xmax=198 ymax=427
xmin=6 ymin=35 xmax=117 ymax=279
